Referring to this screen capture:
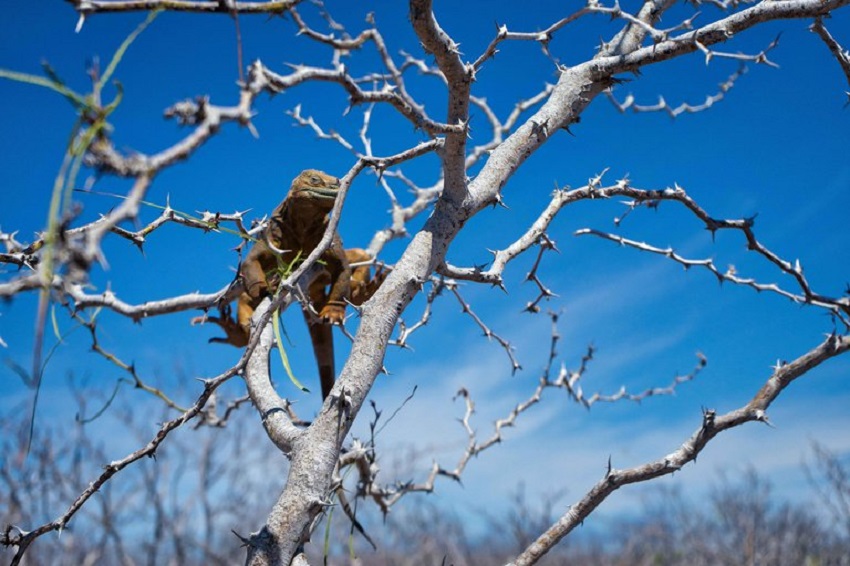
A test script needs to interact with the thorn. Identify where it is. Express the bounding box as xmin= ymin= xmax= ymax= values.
xmin=754 ymin=409 xmax=774 ymax=428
